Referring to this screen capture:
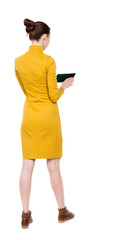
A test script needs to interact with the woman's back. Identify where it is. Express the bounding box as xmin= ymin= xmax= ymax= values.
xmin=14 ymin=44 xmax=65 ymax=159
xmin=15 ymin=45 xmax=64 ymax=105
